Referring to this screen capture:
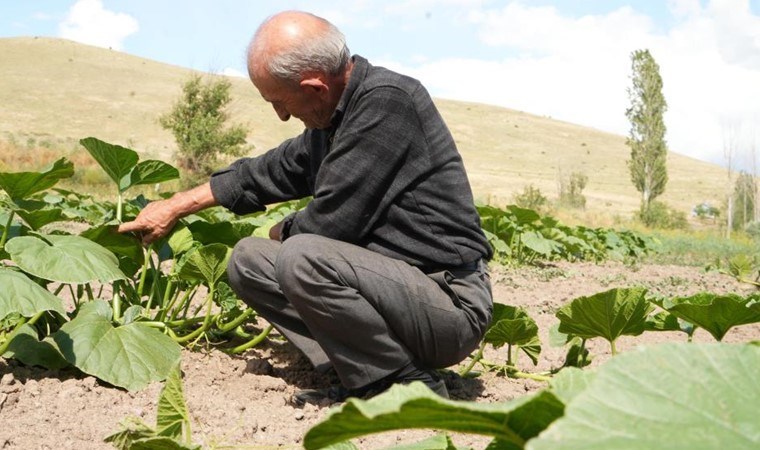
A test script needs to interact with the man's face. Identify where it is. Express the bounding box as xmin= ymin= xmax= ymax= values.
xmin=252 ymin=71 xmax=333 ymax=130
